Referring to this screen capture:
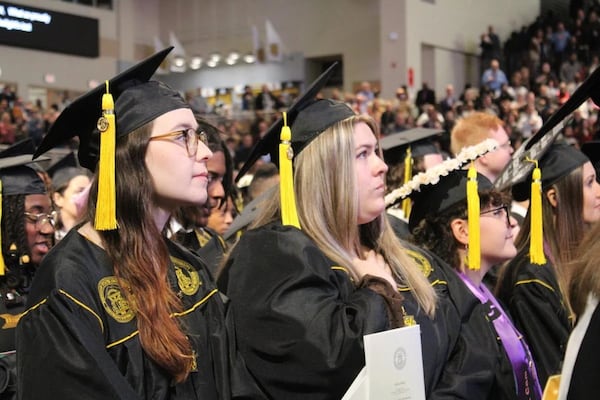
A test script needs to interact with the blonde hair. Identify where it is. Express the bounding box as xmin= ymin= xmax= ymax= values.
xmin=450 ymin=112 xmax=503 ymax=155
xmin=253 ymin=115 xmax=437 ymax=317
